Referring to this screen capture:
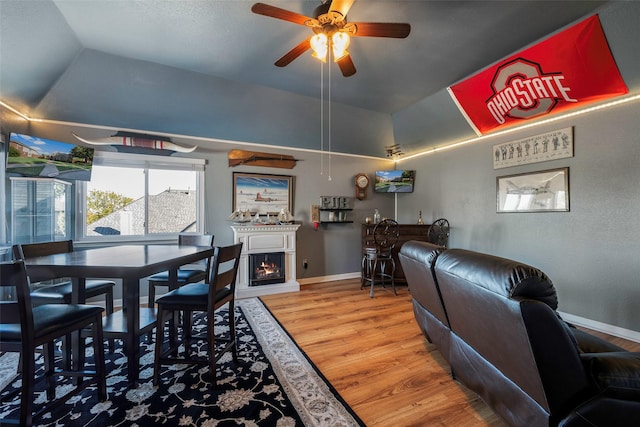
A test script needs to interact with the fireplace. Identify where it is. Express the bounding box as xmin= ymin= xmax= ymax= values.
xmin=231 ymin=224 xmax=300 ymax=298
xmin=249 ymin=252 xmax=285 ymax=286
